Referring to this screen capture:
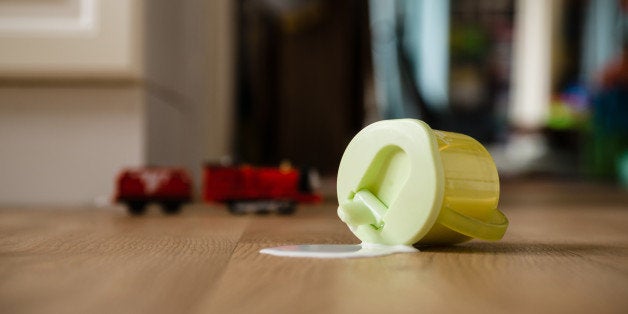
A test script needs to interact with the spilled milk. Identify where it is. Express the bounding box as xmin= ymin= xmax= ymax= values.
xmin=260 ymin=243 xmax=418 ymax=259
